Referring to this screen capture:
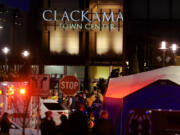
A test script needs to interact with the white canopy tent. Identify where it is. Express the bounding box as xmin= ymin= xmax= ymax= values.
xmin=105 ymin=66 xmax=180 ymax=99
